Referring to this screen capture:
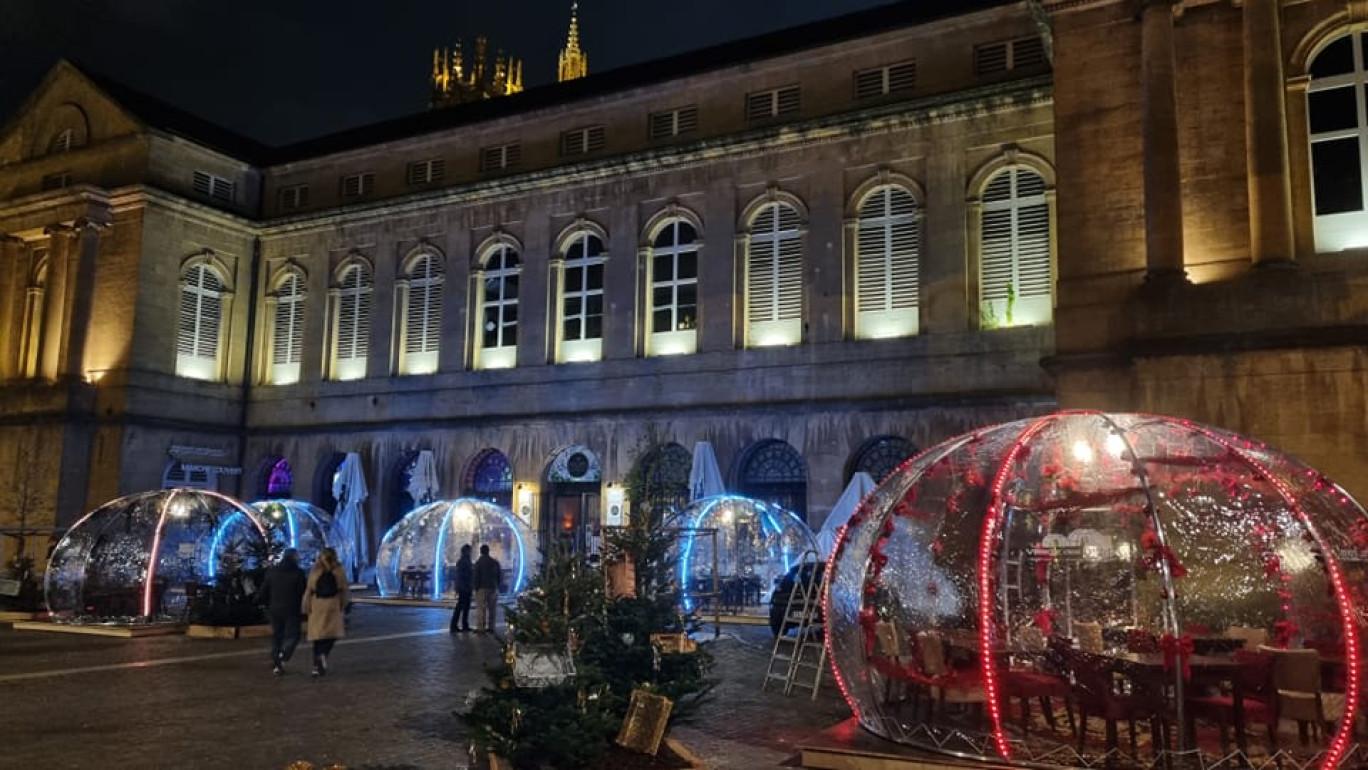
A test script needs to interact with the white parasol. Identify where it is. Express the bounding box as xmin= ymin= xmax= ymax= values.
xmin=815 ymin=472 xmax=876 ymax=557
xmin=406 ymin=449 xmax=440 ymax=505
xmin=689 ymin=441 xmax=726 ymax=501
xmin=331 ymin=452 xmax=370 ymax=582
